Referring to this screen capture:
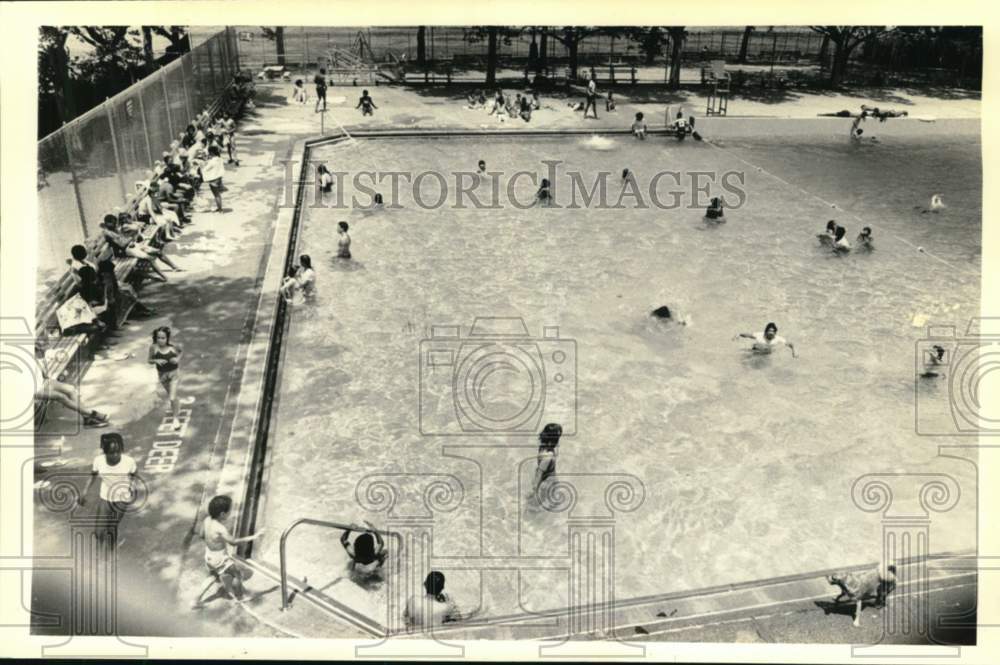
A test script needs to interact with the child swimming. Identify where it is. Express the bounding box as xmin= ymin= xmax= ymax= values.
xmin=651 ymin=305 xmax=688 ymax=326
xmin=920 ymin=344 xmax=948 ymax=377
xmin=833 ymin=225 xmax=852 ymax=252
xmin=734 ymin=322 xmax=797 ymax=357
xmin=532 ymin=178 xmax=553 ymax=207
xmin=856 ymin=226 xmax=874 ymax=249
xmin=705 ymin=196 xmax=725 ymax=221
xmin=818 ymin=220 xmax=838 ymax=246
